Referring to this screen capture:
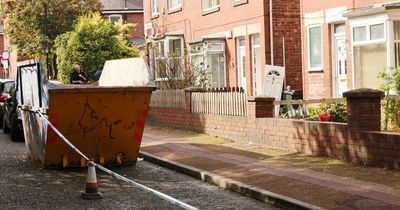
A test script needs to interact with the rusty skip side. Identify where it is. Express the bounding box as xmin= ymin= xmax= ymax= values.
xmin=42 ymin=86 xmax=155 ymax=168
